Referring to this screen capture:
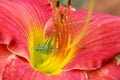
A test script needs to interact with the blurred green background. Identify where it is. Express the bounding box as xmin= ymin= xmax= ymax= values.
xmin=59 ymin=0 xmax=85 ymax=9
